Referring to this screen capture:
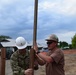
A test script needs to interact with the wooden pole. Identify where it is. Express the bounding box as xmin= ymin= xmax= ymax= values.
xmin=29 ymin=0 xmax=38 ymax=75
xmin=33 ymin=0 xmax=38 ymax=45
xmin=1 ymin=48 xmax=6 ymax=75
